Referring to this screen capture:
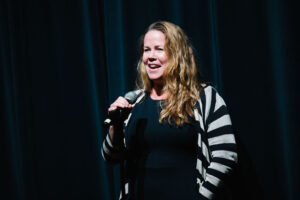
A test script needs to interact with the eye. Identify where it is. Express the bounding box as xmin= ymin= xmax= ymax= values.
xmin=144 ymin=49 xmax=150 ymax=52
